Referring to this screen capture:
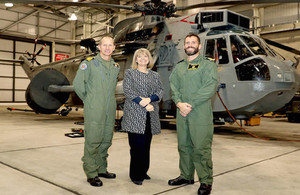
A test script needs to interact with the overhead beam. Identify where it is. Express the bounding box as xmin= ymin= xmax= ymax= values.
xmin=40 ymin=21 xmax=69 ymax=38
xmin=0 ymin=0 xmax=132 ymax=11
xmin=24 ymin=5 xmax=69 ymax=19
xmin=0 ymin=10 xmax=39 ymax=33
